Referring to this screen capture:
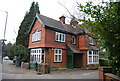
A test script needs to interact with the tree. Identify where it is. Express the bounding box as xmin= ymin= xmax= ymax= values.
xmin=16 ymin=2 xmax=40 ymax=47
xmin=78 ymin=1 xmax=120 ymax=75
xmin=5 ymin=42 xmax=12 ymax=55
xmin=9 ymin=45 xmax=29 ymax=62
